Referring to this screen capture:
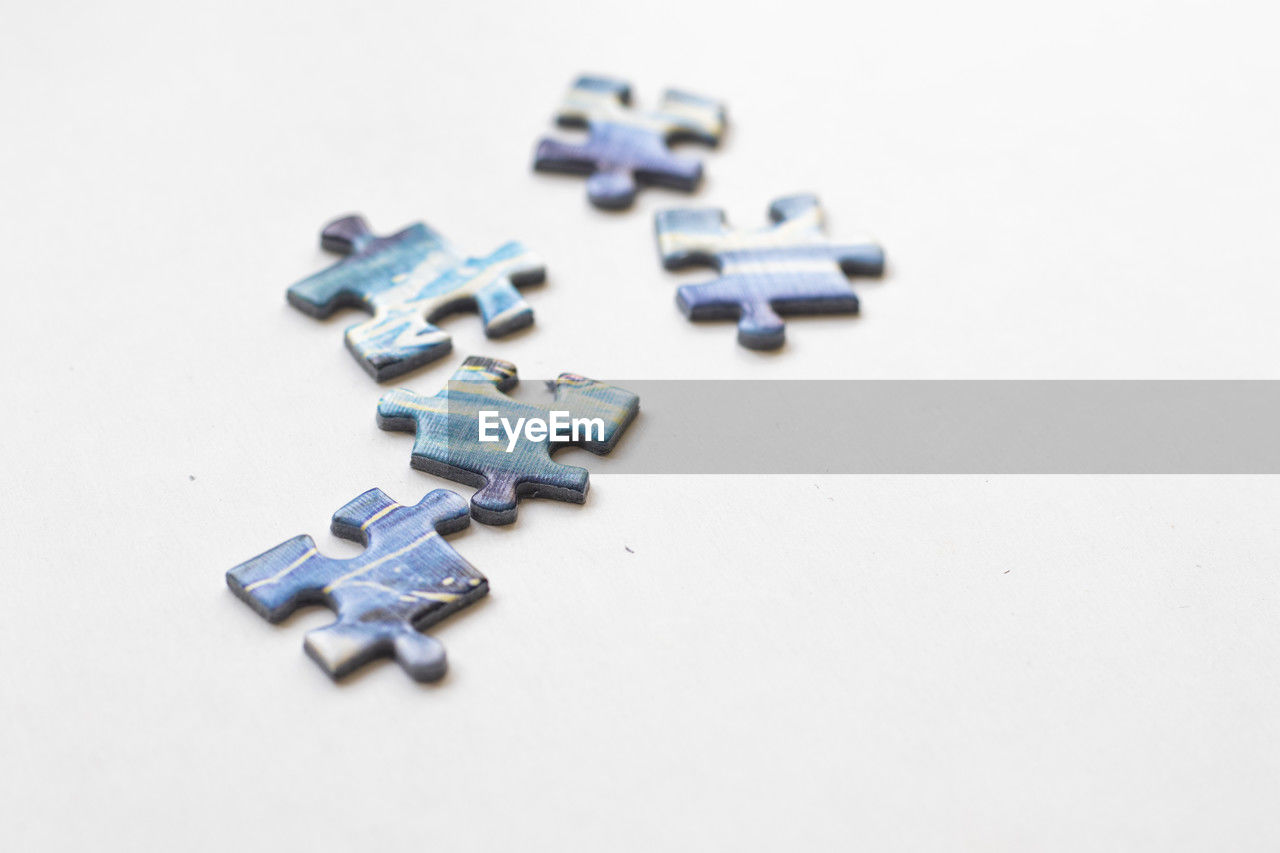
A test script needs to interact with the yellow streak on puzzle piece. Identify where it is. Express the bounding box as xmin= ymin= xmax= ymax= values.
xmin=359 ymin=503 xmax=401 ymax=530
xmin=243 ymin=547 xmax=318 ymax=592
xmin=410 ymin=591 xmax=460 ymax=603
